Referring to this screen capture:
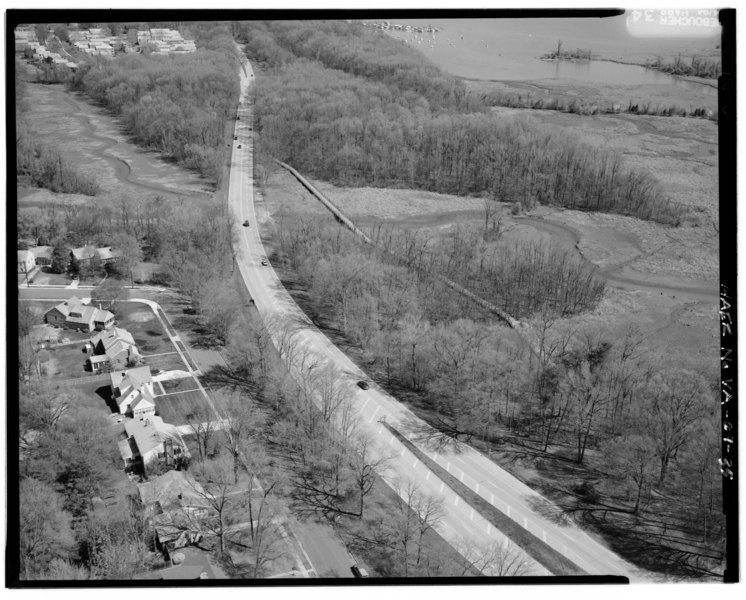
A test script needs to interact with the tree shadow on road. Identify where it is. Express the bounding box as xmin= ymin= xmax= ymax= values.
xmin=396 ymin=414 xmax=468 ymax=455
